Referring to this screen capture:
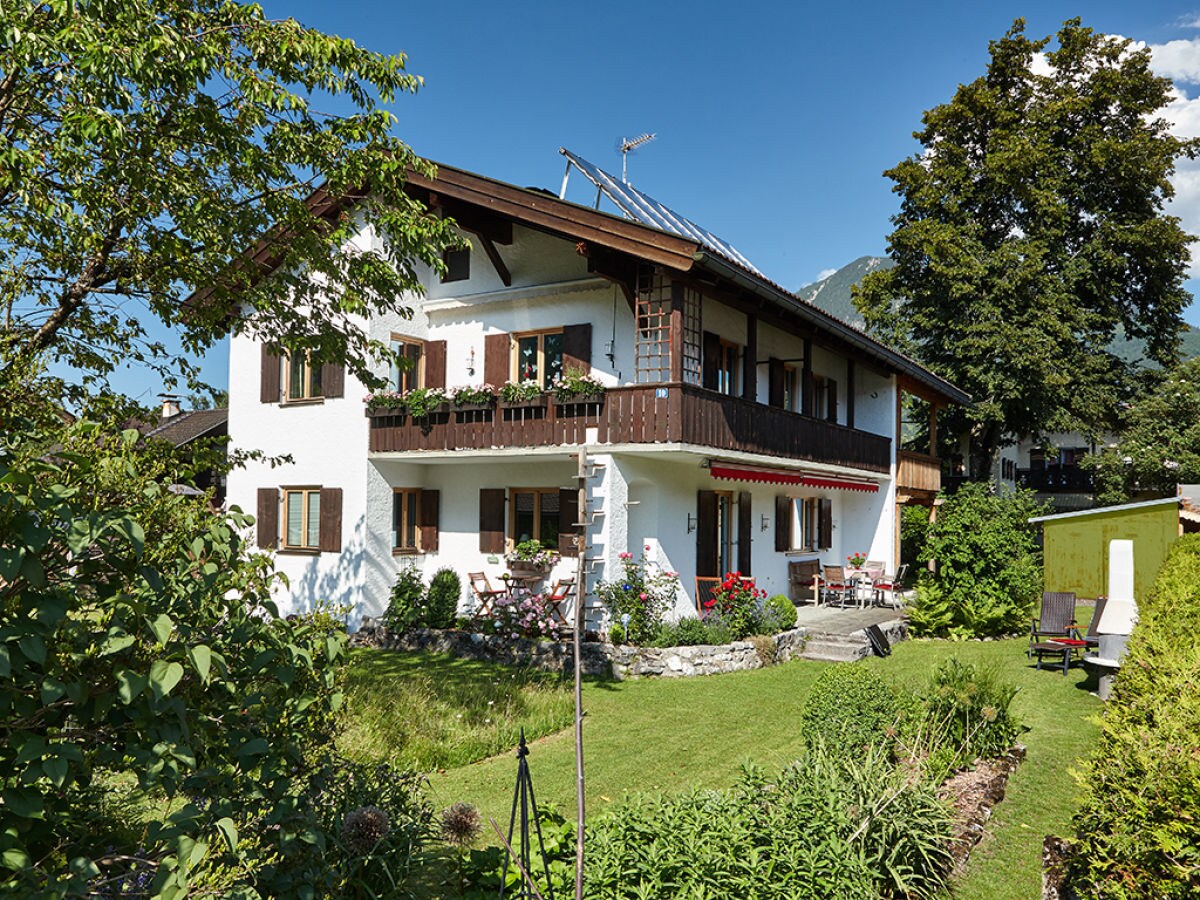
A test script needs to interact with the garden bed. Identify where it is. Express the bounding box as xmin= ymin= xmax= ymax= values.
xmin=352 ymin=620 xmax=811 ymax=680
